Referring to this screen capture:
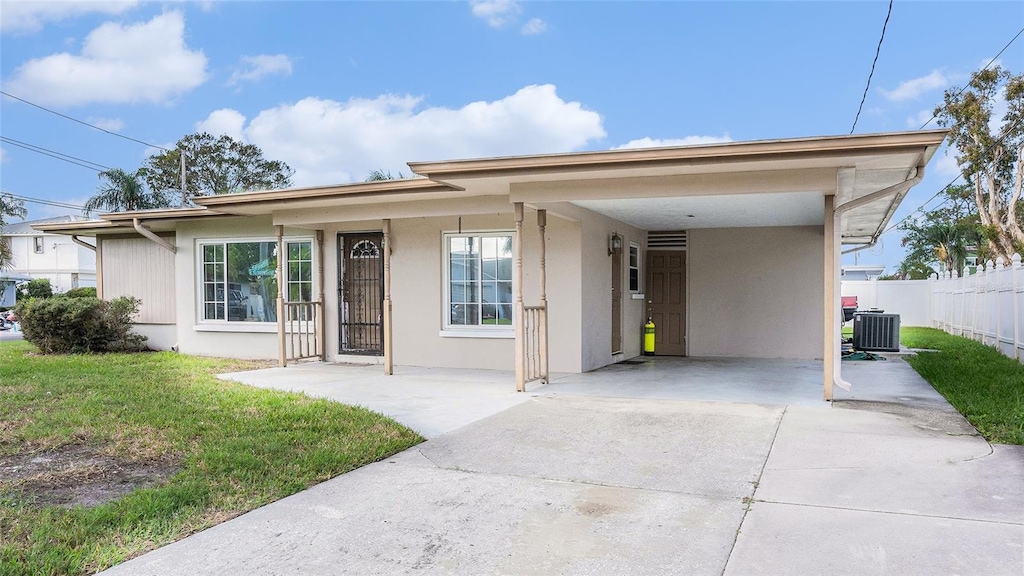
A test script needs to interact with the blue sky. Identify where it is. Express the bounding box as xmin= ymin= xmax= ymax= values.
xmin=1 ymin=1 xmax=1022 ymax=270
